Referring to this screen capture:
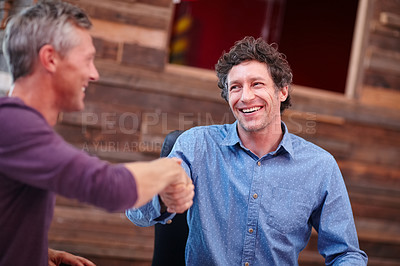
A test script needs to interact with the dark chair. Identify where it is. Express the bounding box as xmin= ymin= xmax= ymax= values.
xmin=152 ymin=130 xmax=188 ymax=266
